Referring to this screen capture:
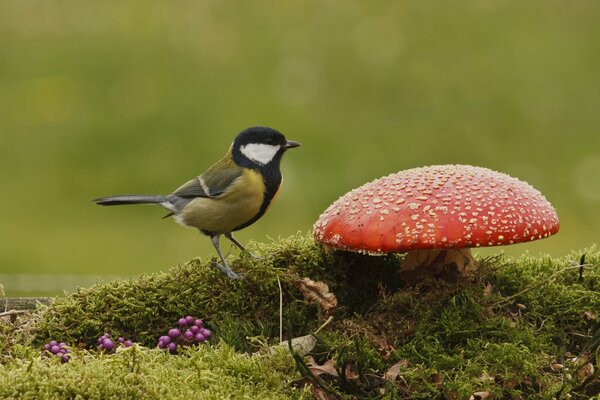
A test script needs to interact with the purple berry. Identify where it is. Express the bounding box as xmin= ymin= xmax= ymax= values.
xmin=178 ymin=318 xmax=188 ymax=327
xmin=118 ymin=337 xmax=125 ymax=343
xmin=185 ymin=316 xmax=195 ymax=325
xmin=195 ymin=333 xmax=205 ymax=342
xmin=59 ymin=342 xmax=67 ymax=348
xmin=191 ymin=325 xmax=200 ymax=334
xmin=61 ymin=354 xmax=70 ymax=363
xmin=102 ymin=339 xmax=115 ymax=351
xmin=50 ymin=345 xmax=61 ymax=355
xmin=160 ymin=336 xmax=171 ymax=345
xmin=184 ymin=330 xmax=194 ymax=340
xmin=49 ymin=340 xmax=58 ymax=347
xmin=157 ymin=340 xmax=166 ymax=349
xmin=168 ymin=329 xmax=181 ymax=339
xmin=168 ymin=343 xmax=177 ymax=353
xmin=124 ymin=340 xmax=133 ymax=347
xmin=43 ymin=343 xmax=51 ymax=351
xmin=194 ymin=319 xmax=203 ymax=327
xmin=200 ymin=328 xmax=212 ymax=338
